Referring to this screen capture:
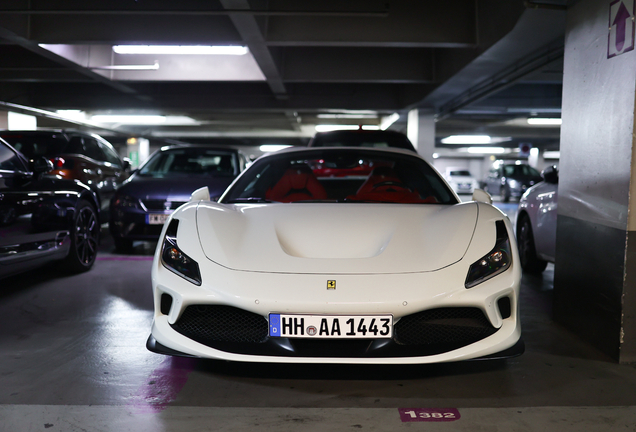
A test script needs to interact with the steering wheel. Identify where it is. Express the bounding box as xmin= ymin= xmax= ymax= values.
xmin=371 ymin=181 xmax=413 ymax=192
